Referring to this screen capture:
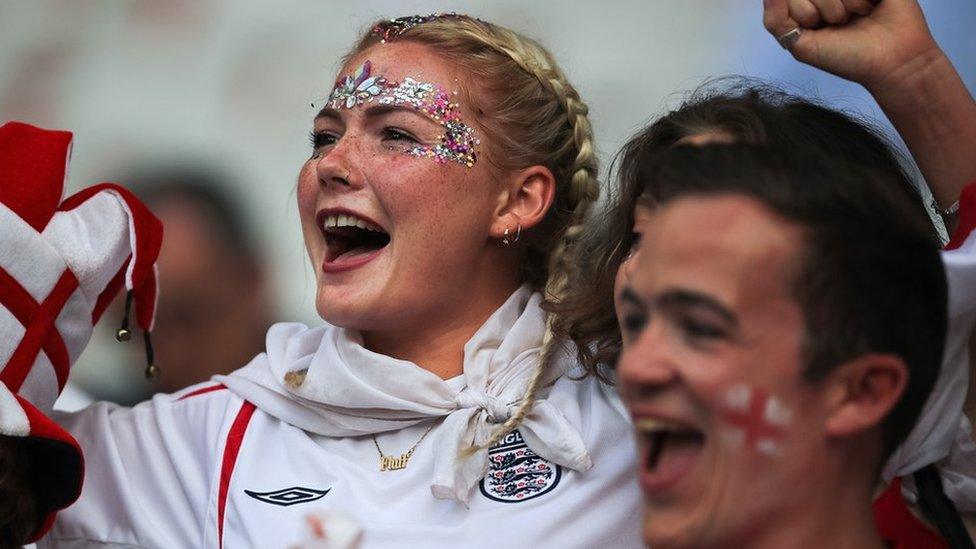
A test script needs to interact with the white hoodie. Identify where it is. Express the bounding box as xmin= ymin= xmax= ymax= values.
xmin=42 ymin=288 xmax=644 ymax=548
